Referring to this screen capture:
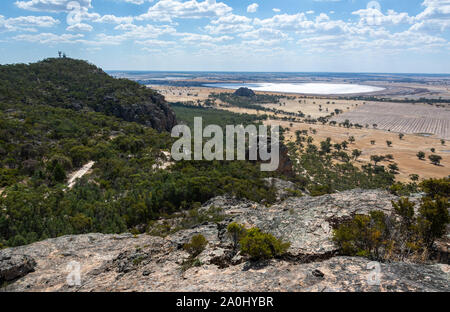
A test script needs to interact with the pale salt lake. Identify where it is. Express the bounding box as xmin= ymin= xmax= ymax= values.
xmin=203 ymin=82 xmax=385 ymax=95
